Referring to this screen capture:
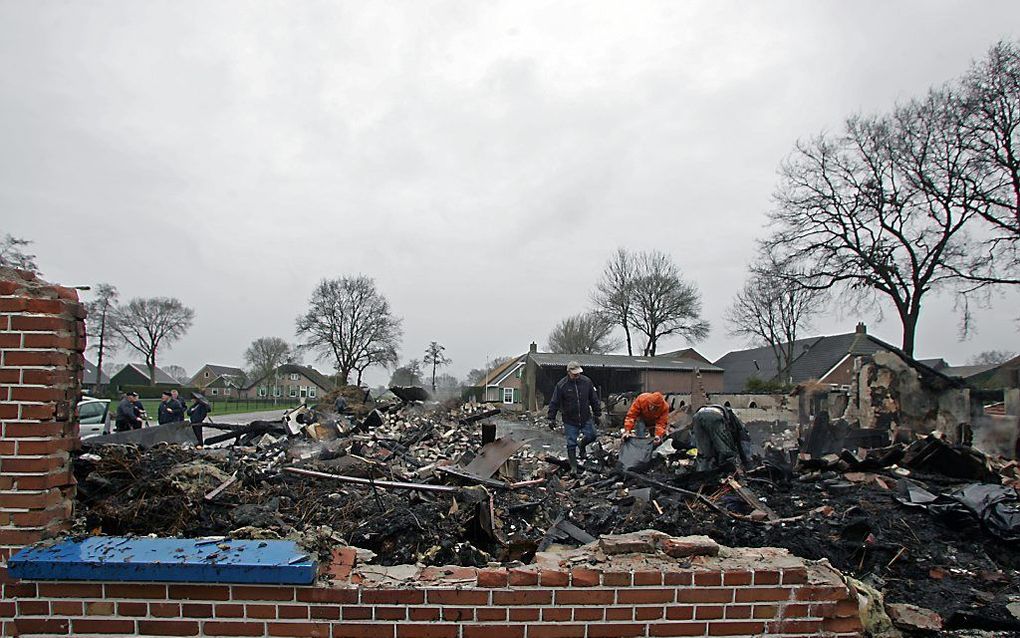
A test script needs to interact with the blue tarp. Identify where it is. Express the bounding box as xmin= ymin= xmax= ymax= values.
xmin=8 ymin=537 xmax=316 ymax=584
